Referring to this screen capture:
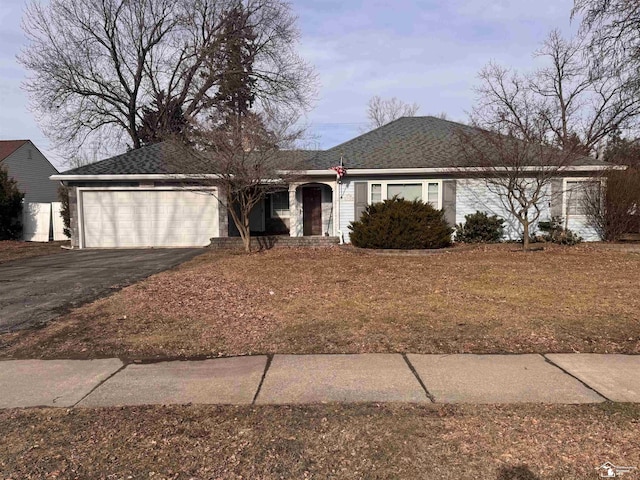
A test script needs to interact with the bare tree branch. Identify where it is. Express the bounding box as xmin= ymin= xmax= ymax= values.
xmin=20 ymin=0 xmax=317 ymax=157
xmin=365 ymin=96 xmax=420 ymax=130
xmin=168 ymin=110 xmax=307 ymax=252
